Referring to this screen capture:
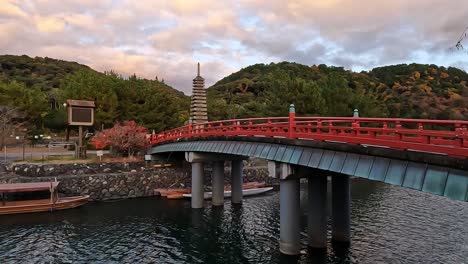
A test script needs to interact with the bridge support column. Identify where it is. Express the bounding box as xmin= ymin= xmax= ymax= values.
xmin=191 ymin=162 xmax=204 ymax=209
xmin=231 ymin=160 xmax=243 ymax=204
xmin=332 ymin=174 xmax=350 ymax=243
xmin=307 ymin=174 xmax=328 ymax=248
xmin=212 ymin=161 xmax=224 ymax=207
xmin=279 ymin=164 xmax=301 ymax=255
